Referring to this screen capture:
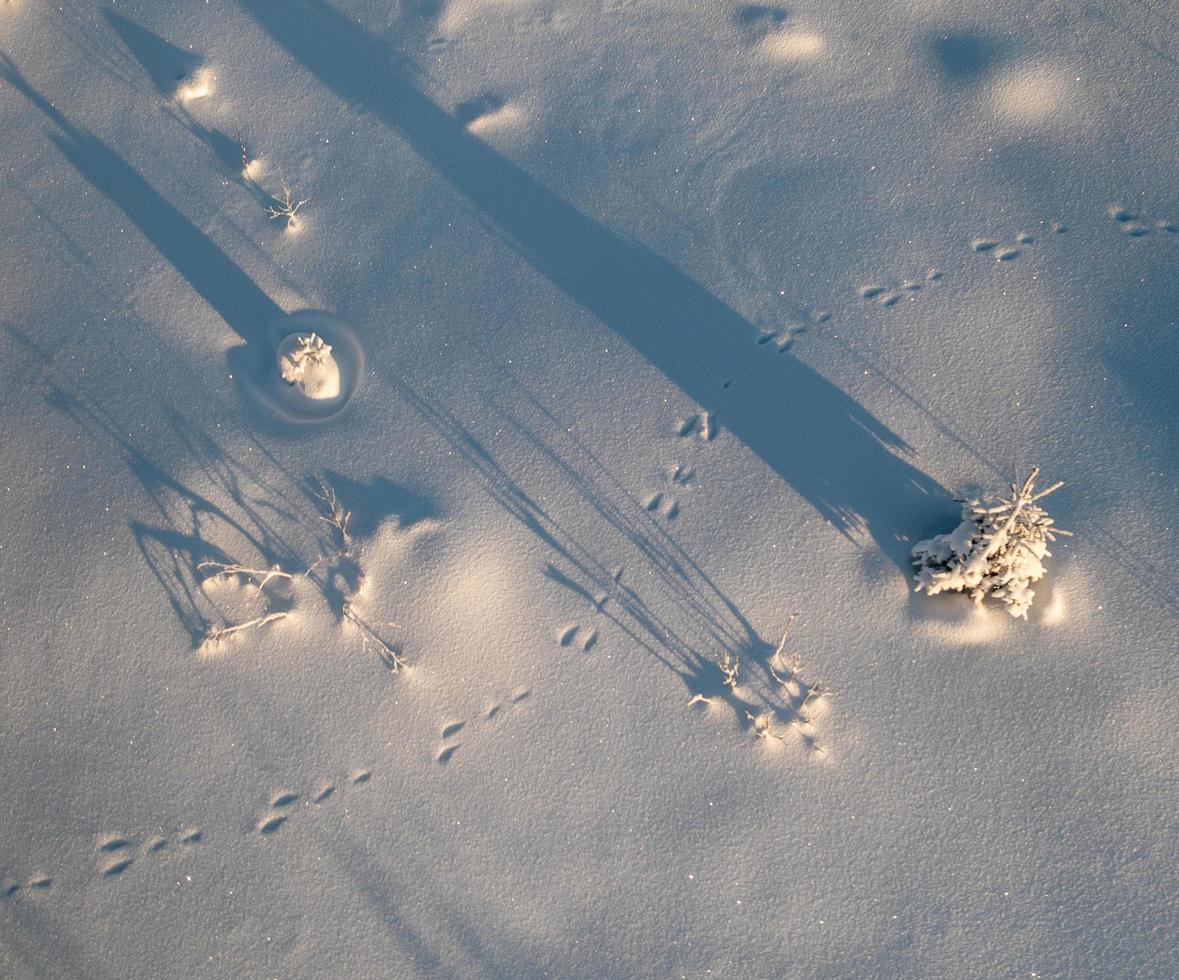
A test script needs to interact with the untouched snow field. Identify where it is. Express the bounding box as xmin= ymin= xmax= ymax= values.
xmin=2 ymin=1 xmax=1177 ymax=976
